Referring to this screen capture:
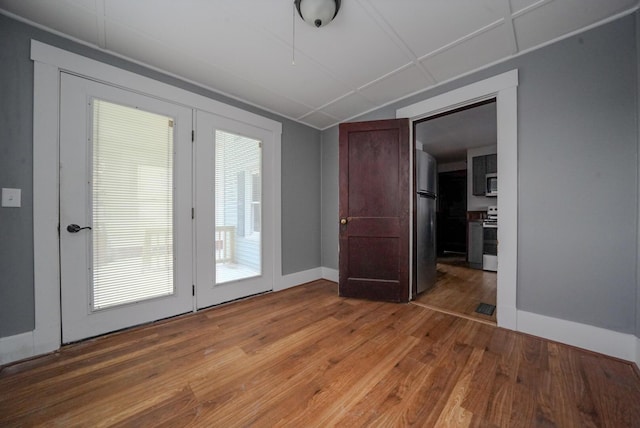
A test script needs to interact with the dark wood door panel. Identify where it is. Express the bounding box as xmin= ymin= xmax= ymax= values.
xmin=341 ymin=278 xmax=403 ymax=302
xmin=347 ymin=129 xmax=400 ymax=218
xmin=347 ymin=236 xmax=399 ymax=280
xmin=344 ymin=217 xmax=399 ymax=237
xmin=339 ymin=119 xmax=410 ymax=303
